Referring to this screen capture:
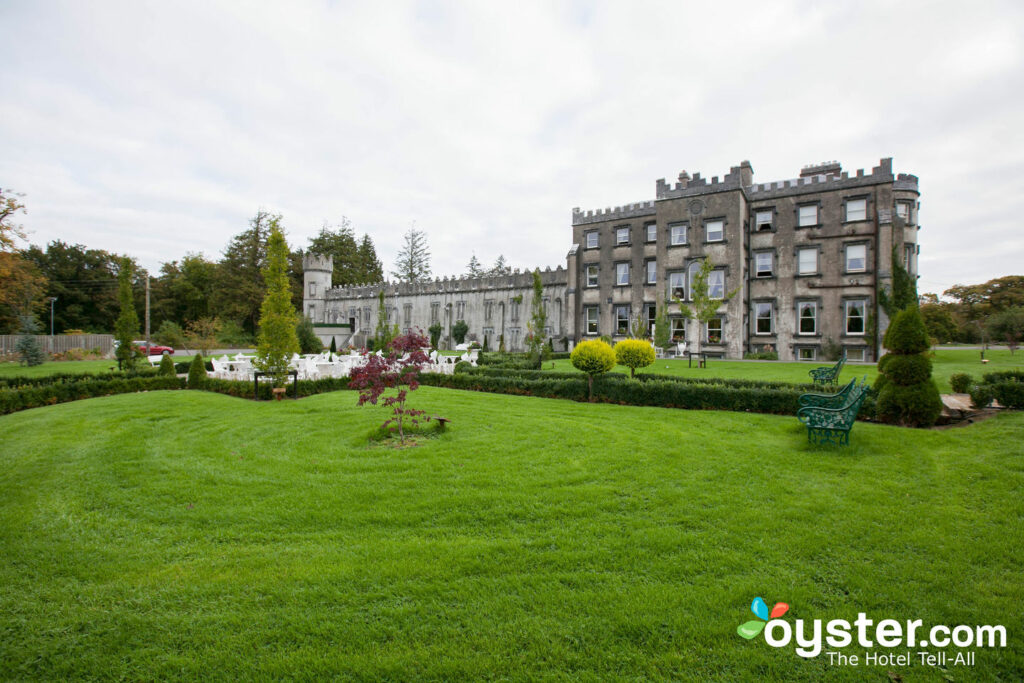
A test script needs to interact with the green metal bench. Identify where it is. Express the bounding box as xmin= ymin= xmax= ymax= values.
xmin=809 ymin=356 xmax=845 ymax=387
xmin=797 ymin=380 xmax=869 ymax=446
xmin=798 ymin=376 xmax=866 ymax=409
